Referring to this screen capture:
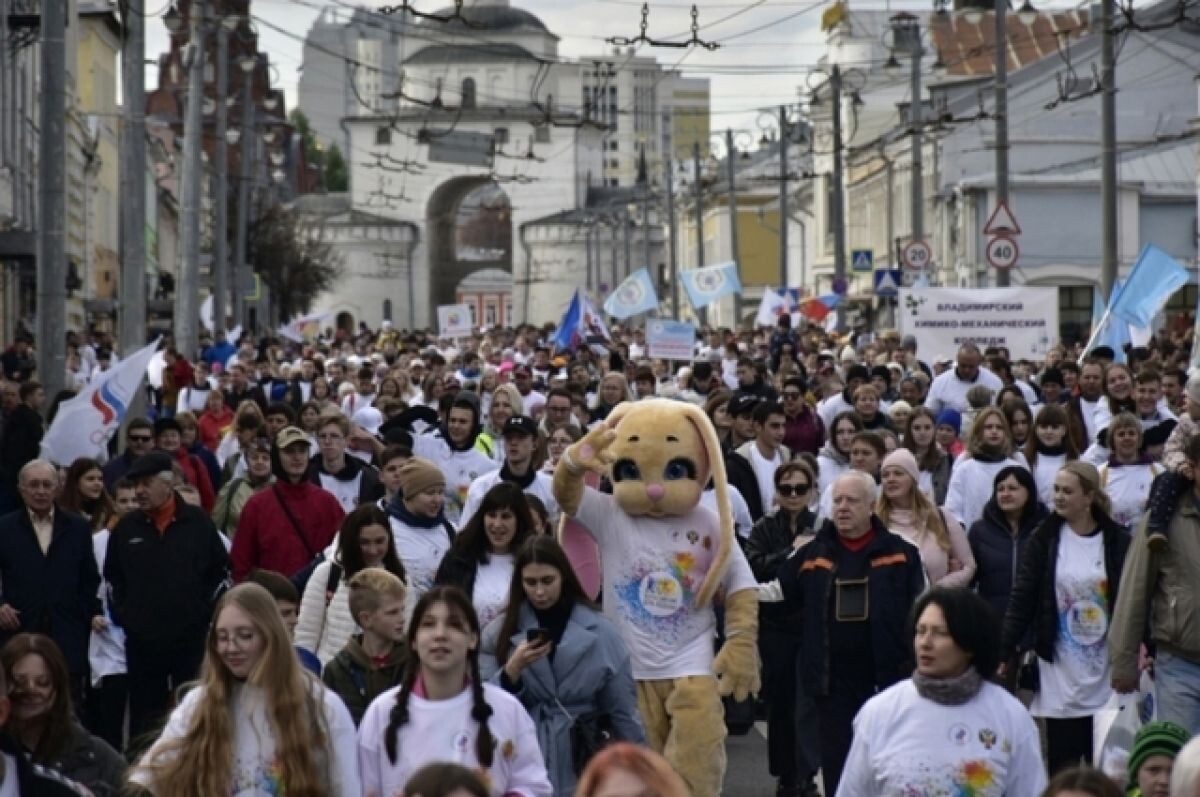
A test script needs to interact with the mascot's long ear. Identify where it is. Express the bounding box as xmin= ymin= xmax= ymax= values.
xmin=675 ymin=402 xmax=732 ymax=608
